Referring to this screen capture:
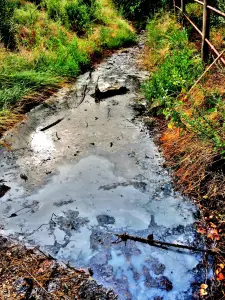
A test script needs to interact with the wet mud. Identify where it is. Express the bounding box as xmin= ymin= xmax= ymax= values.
xmin=0 ymin=39 xmax=204 ymax=299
